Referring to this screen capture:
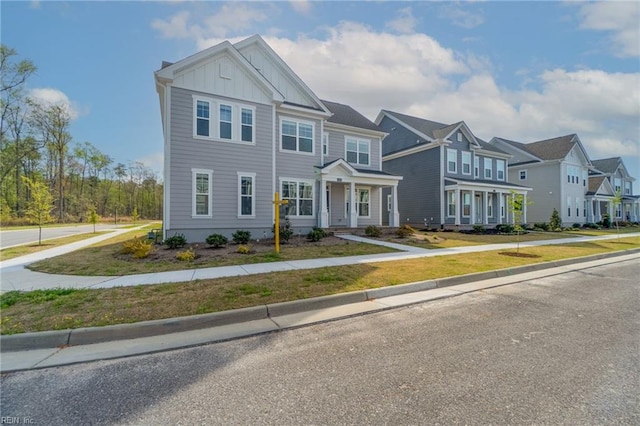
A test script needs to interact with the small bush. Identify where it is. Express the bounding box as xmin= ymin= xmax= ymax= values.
xmin=232 ymin=230 xmax=251 ymax=244
xmin=206 ymin=233 xmax=228 ymax=248
xmin=236 ymin=244 xmax=251 ymax=254
xmin=176 ymin=247 xmax=197 ymax=262
xmin=121 ymin=237 xmax=153 ymax=259
xmin=396 ymin=224 xmax=415 ymax=238
xmin=307 ymin=227 xmax=327 ymax=242
xmin=533 ymin=222 xmax=549 ymax=231
xmin=495 ymin=224 xmax=515 ymax=234
xmin=164 ymin=233 xmax=187 ymax=249
xmin=472 ymin=225 xmax=486 ymax=234
xmin=549 ymin=208 xmax=562 ymax=231
xmin=583 ymin=222 xmax=600 ymax=229
xmin=602 ymin=214 xmax=611 ymax=228
xmin=572 ymin=223 xmax=582 ymax=229
xmin=365 ymin=225 xmax=382 ymax=238
xmin=273 ymin=218 xmax=294 ymax=243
